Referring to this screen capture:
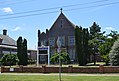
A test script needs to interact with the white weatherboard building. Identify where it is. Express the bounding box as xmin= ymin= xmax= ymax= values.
xmin=0 ymin=29 xmax=37 ymax=60
xmin=0 ymin=29 xmax=17 ymax=58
